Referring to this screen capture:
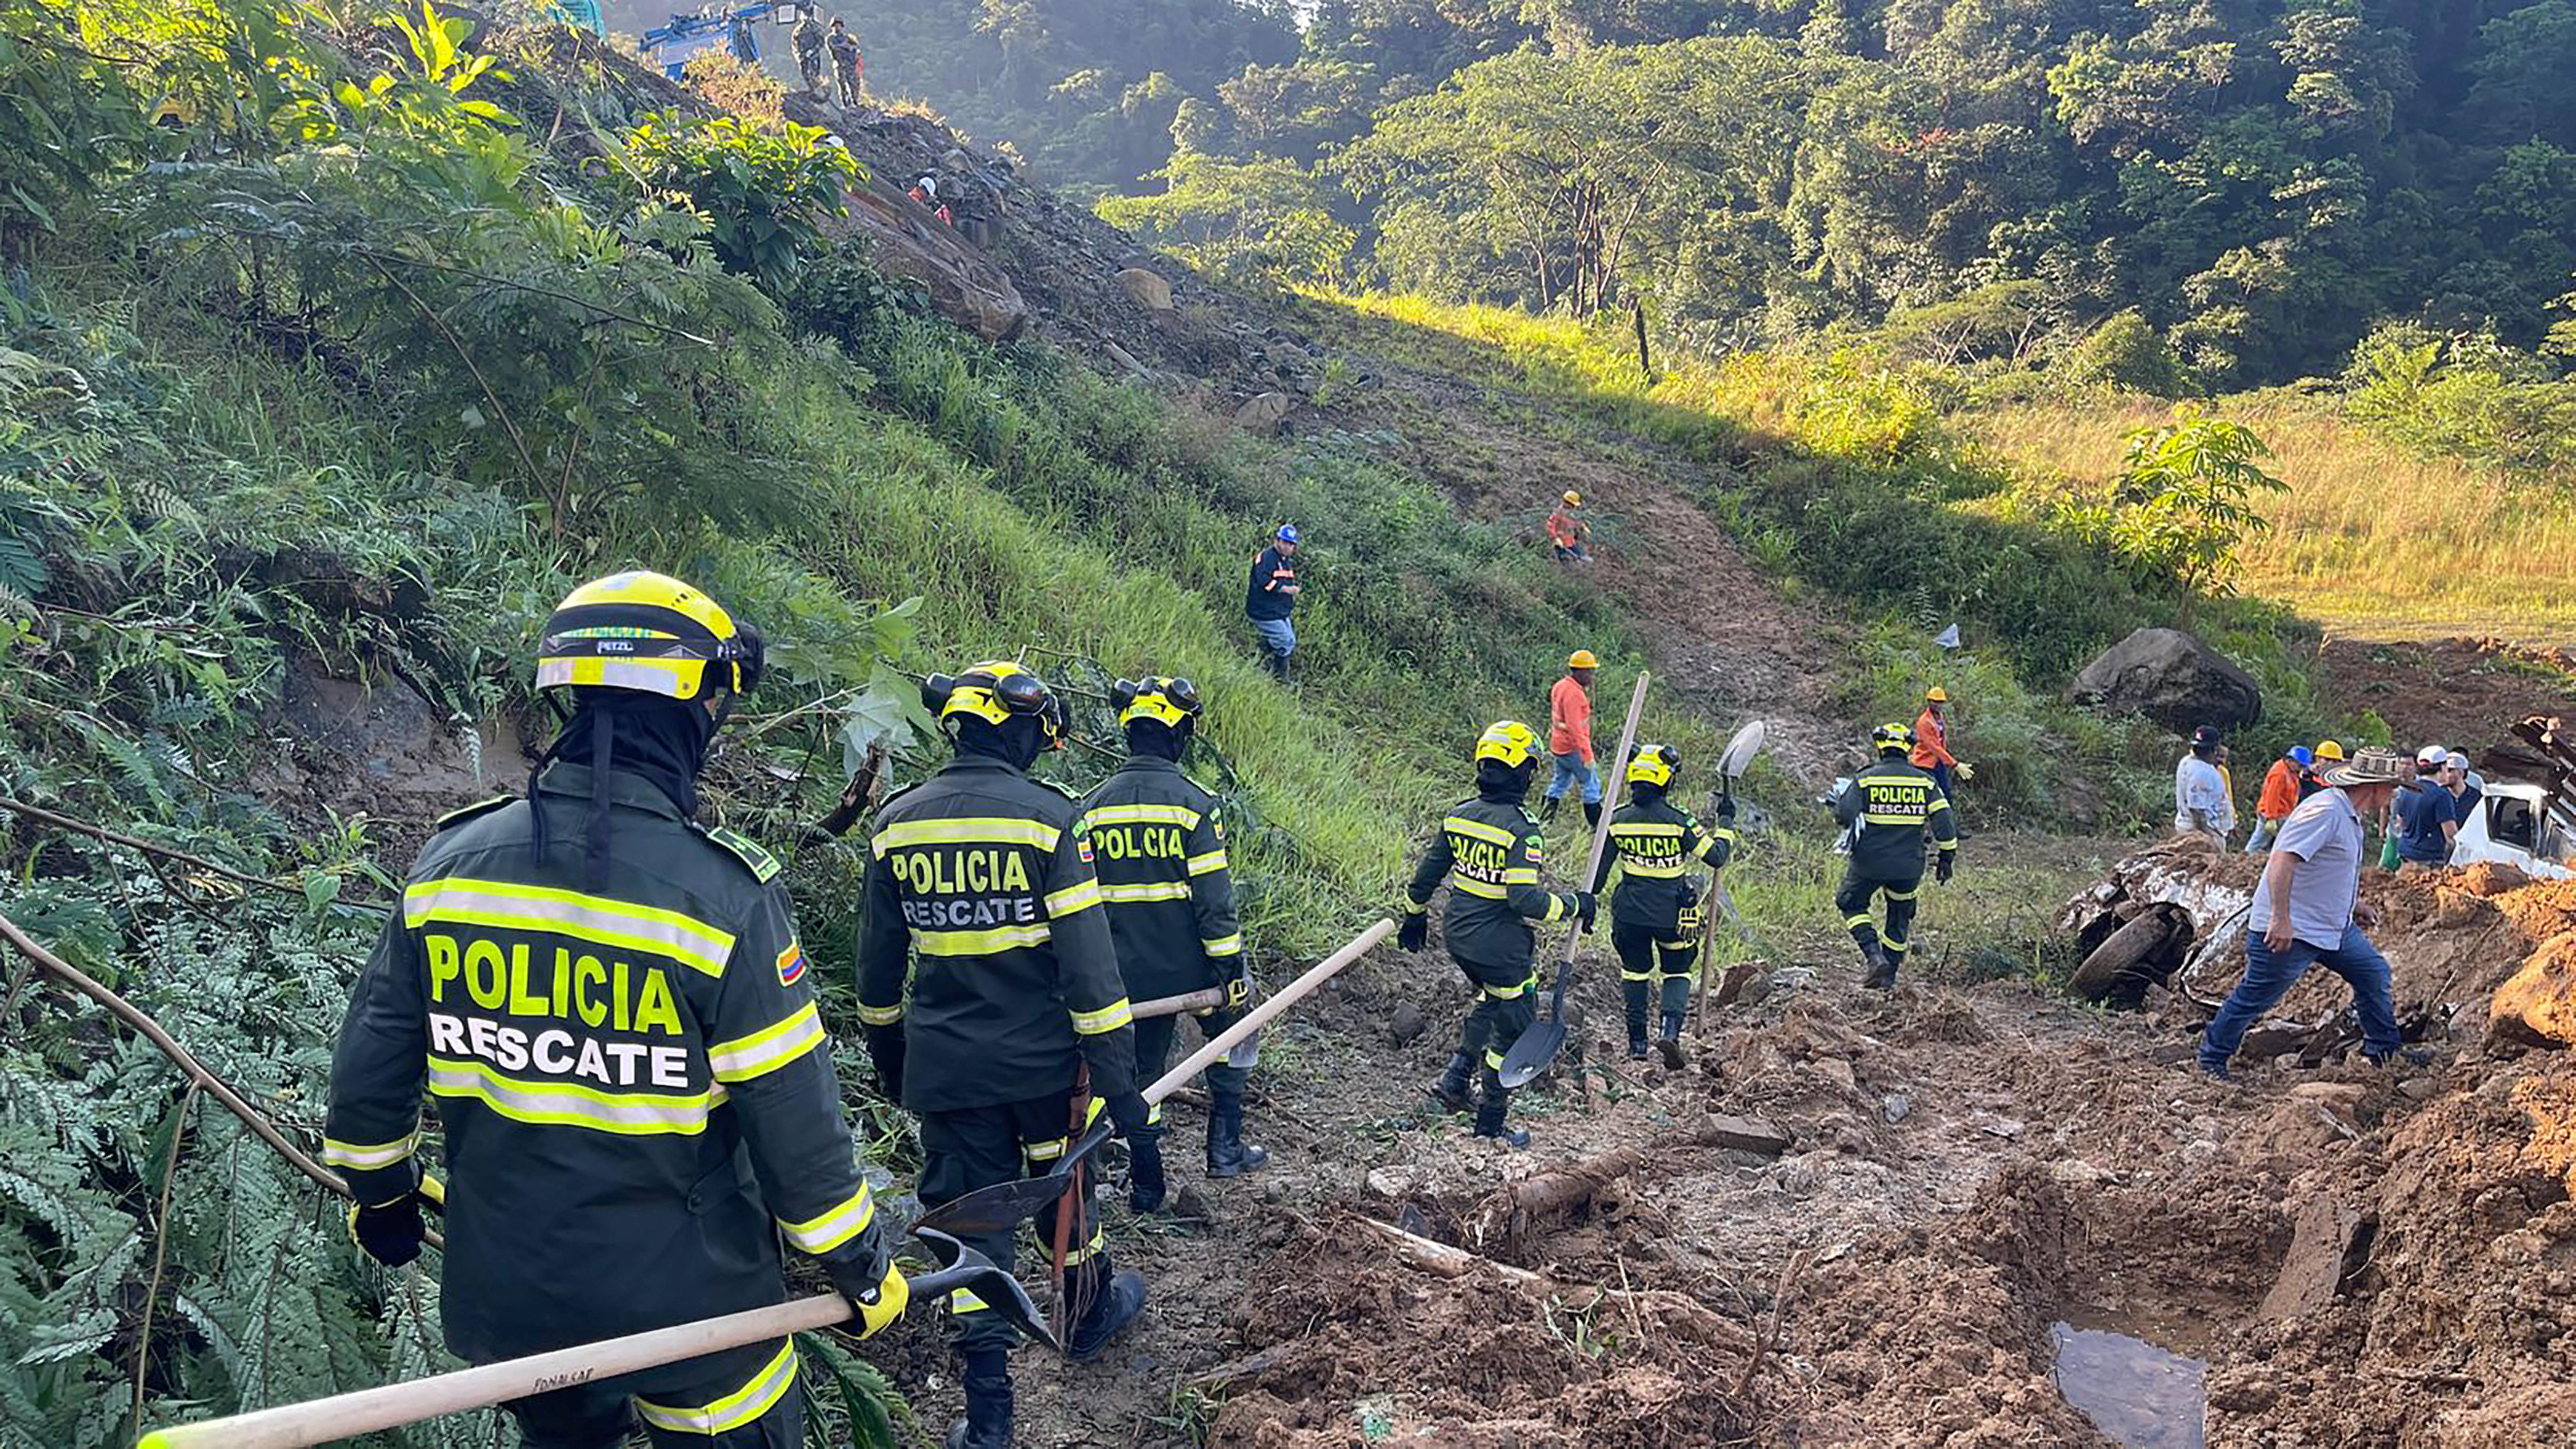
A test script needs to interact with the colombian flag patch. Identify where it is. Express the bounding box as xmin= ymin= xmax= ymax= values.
xmin=1077 ymin=834 xmax=1095 ymax=865
xmin=776 ymin=939 xmax=808 ymax=987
